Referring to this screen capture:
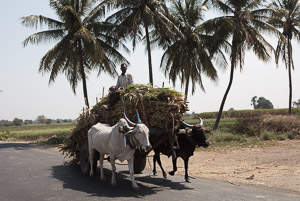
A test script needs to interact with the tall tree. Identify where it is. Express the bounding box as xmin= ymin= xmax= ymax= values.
xmin=251 ymin=96 xmax=274 ymax=109
xmin=106 ymin=0 xmax=185 ymax=86
xmin=268 ymin=0 xmax=300 ymax=114
xmin=22 ymin=0 xmax=129 ymax=108
xmin=158 ymin=0 xmax=227 ymax=99
xmin=203 ymin=0 xmax=278 ymax=130
xmin=293 ymin=99 xmax=300 ymax=108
